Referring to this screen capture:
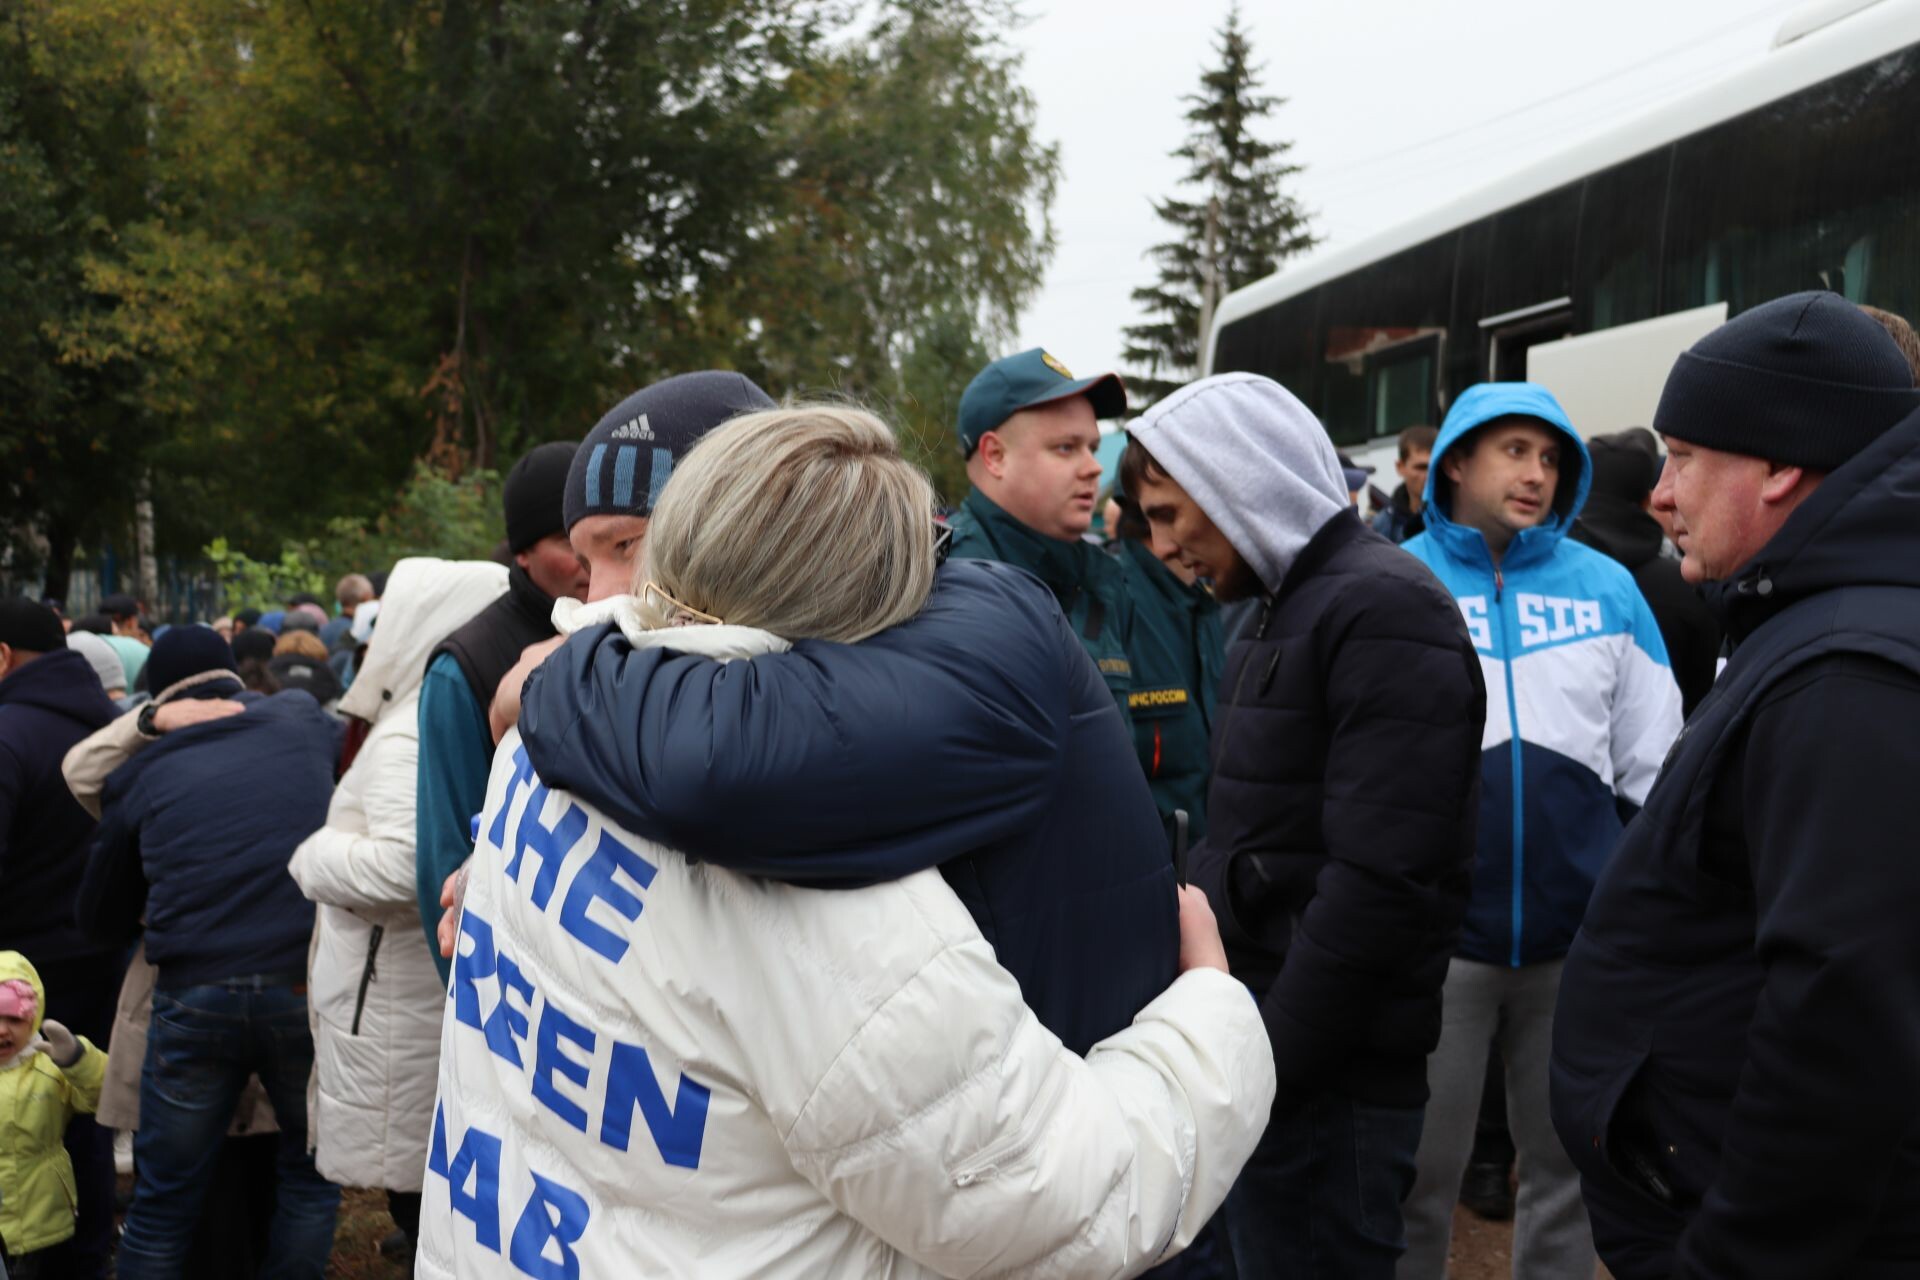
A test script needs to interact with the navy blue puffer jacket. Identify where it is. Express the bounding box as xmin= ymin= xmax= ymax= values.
xmin=520 ymin=559 xmax=1178 ymax=1057
xmin=78 ymin=688 xmax=335 ymax=987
